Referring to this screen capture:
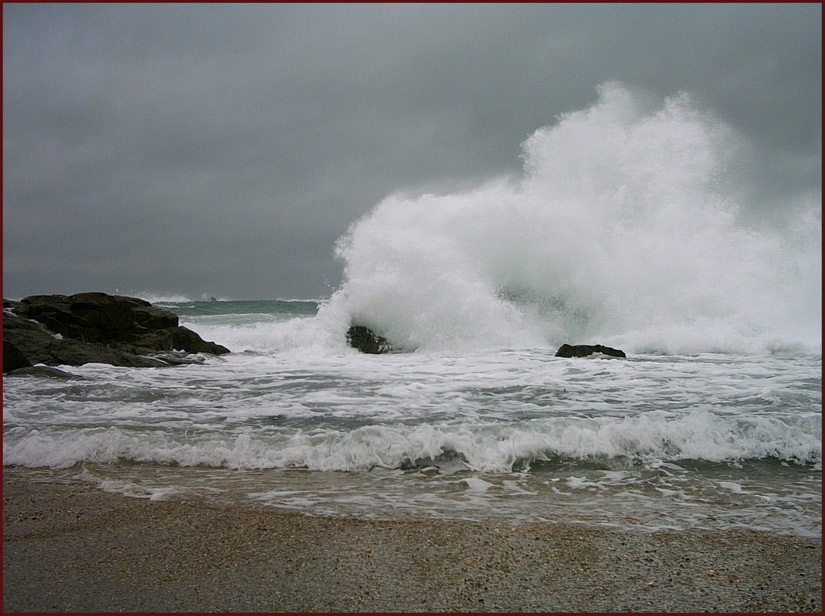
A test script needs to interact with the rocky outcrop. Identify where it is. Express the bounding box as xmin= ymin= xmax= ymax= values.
xmin=3 ymin=293 xmax=230 ymax=370
xmin=555 ymin=343 xmax=626 ymax=358
xmin=3 ymin=340 xmax=32 ymax=373
xmin=346 ymin=325 xmax=392 ymax=354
